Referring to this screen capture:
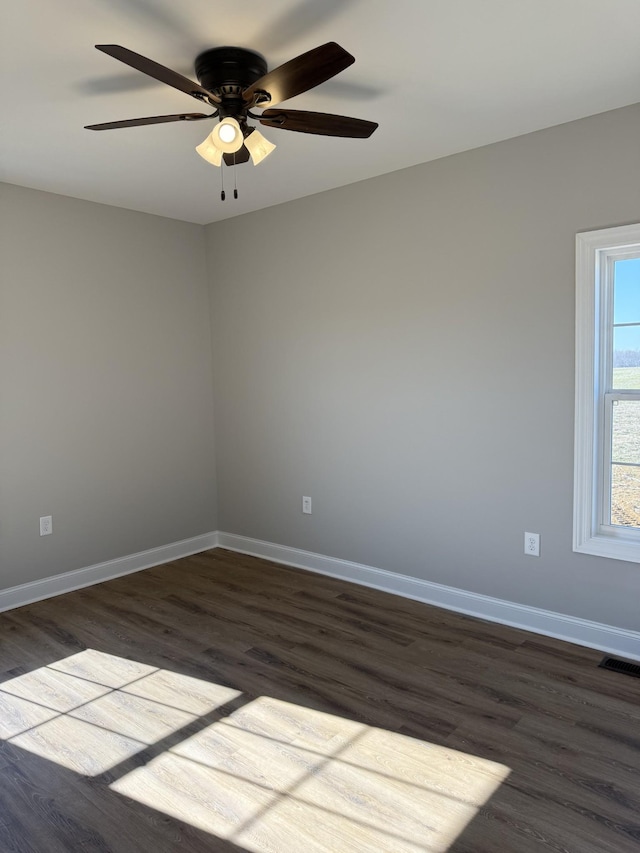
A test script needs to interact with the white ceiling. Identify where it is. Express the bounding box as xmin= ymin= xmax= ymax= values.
xmin=2 ymin=0 xmax=640 ymax=224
